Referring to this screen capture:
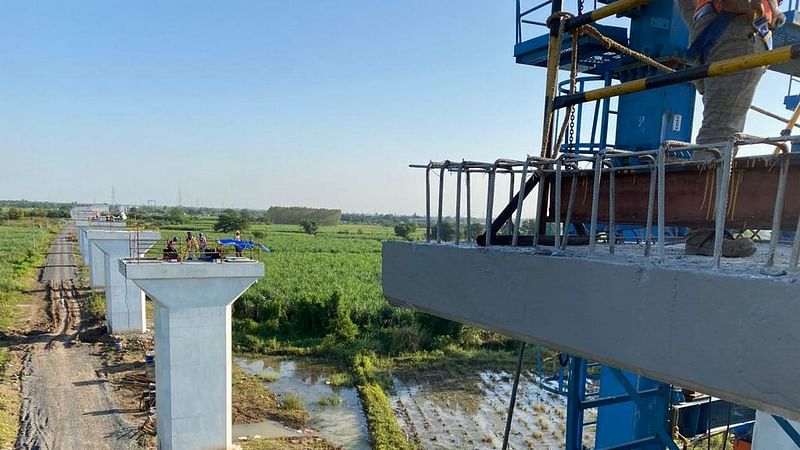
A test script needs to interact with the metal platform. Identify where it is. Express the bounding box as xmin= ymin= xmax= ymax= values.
xmin=771 ymin=10 xmax=800 ymax=76
xmin=382 ymin=240 xmax=800 ymax=422
xmin=514 ymin=24 xmax=629 ymax=74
